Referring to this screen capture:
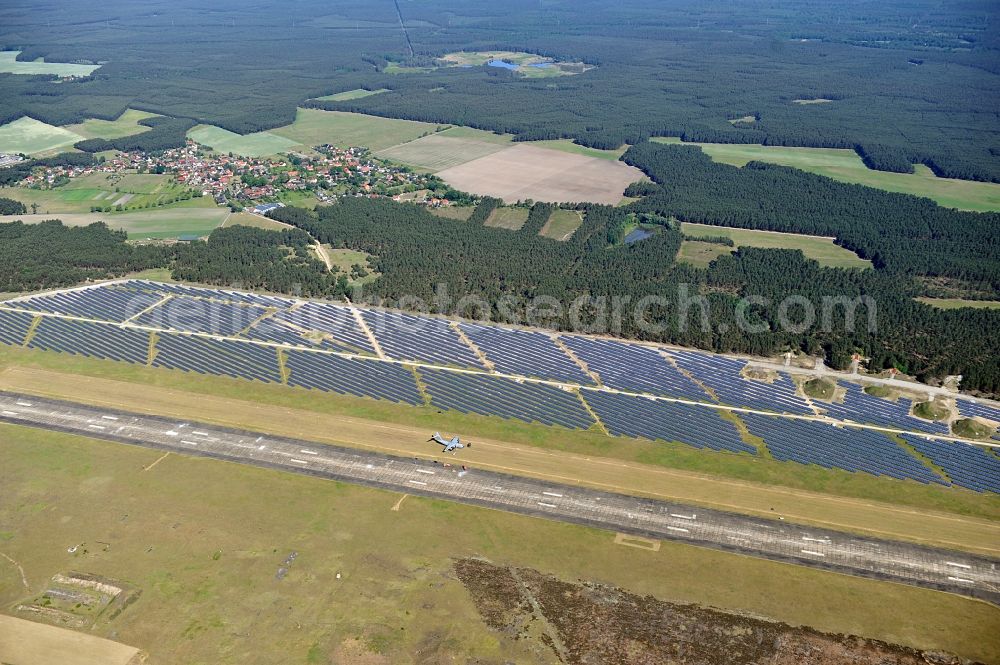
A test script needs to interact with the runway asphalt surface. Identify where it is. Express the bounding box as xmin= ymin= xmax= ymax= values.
xmin=1 ymin=390 xmax=997 ymax=604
